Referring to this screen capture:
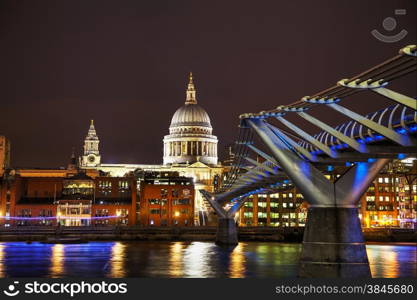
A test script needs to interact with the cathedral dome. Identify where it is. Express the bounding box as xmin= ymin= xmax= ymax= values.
xmin=163 ymin=72 xmax=218 ymax=166
xmin=170 ymin=104 xmax=212 ymax=128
